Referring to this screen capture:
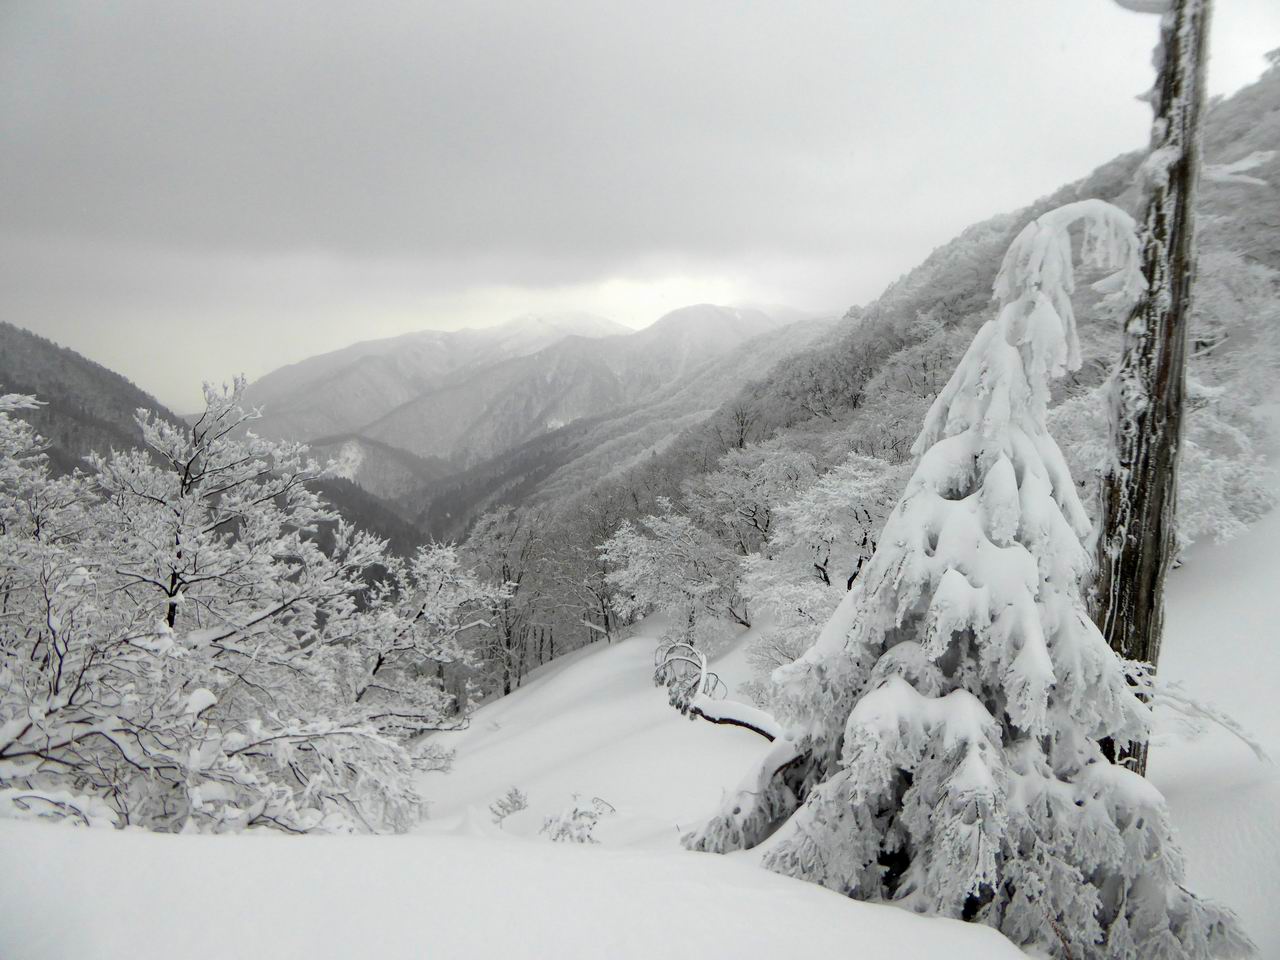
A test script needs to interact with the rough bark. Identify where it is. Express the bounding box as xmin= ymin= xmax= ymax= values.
xmin=1094 ymin=0 xmax=1211 ymax=775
